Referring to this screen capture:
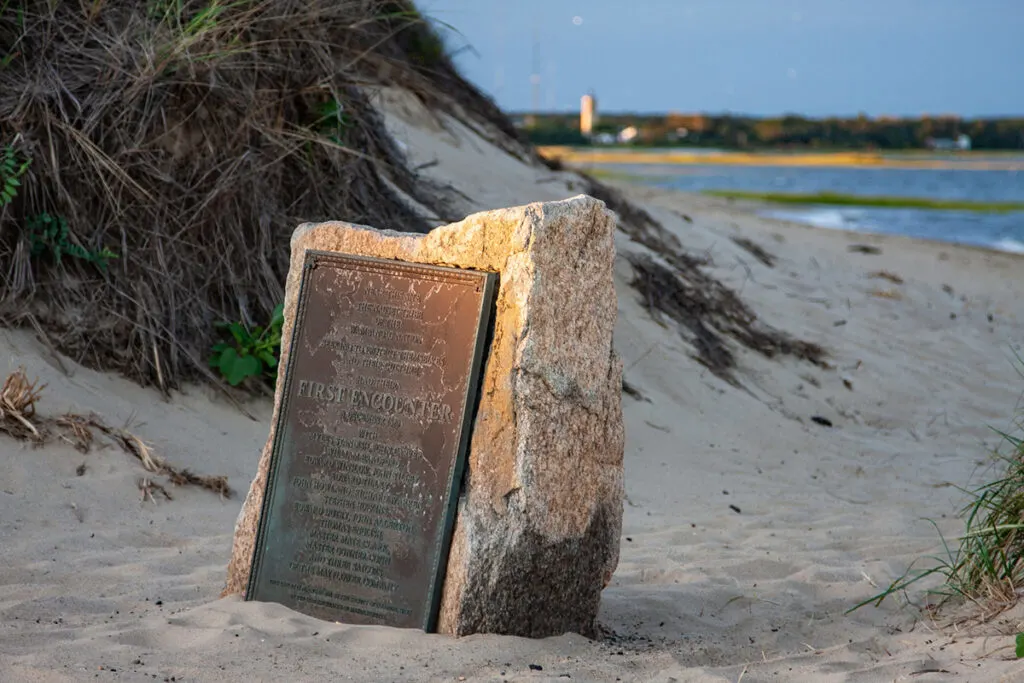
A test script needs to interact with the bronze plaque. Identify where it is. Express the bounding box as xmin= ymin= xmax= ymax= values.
xmin=245 ymin=251 xmax=496 ymax=631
